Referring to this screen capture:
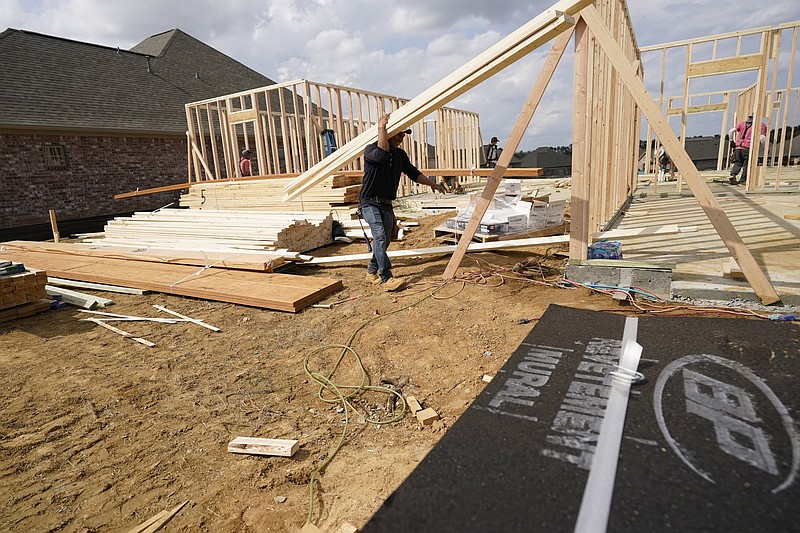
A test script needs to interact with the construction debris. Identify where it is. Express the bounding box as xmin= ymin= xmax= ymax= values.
xmin=227 ymin=437 xmax=299 ymax=457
